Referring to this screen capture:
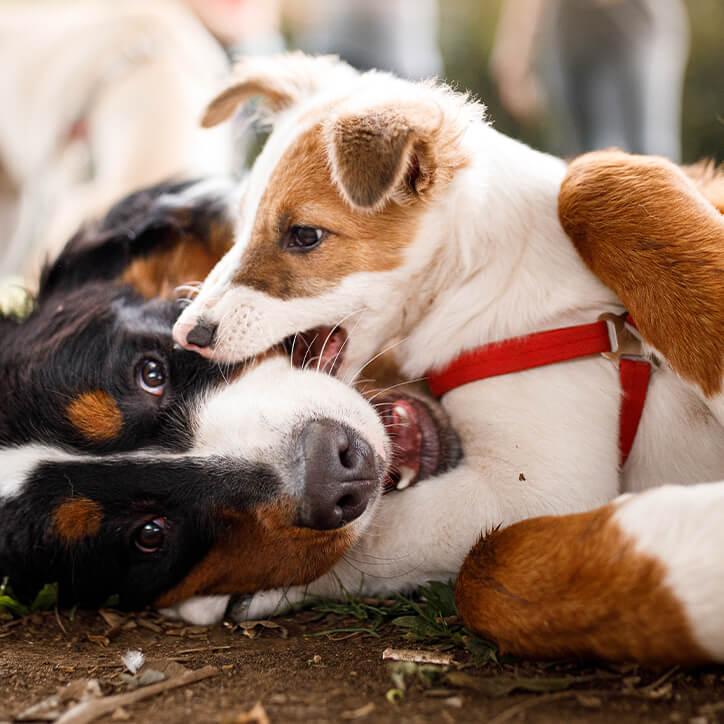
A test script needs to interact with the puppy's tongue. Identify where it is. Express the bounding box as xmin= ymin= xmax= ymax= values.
xmin=286 ymin=326 xmax=346 ymax=375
